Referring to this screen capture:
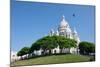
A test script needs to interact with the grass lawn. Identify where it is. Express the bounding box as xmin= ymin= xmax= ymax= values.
xmin=11 ymin=54 xmax=93 ymax=66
